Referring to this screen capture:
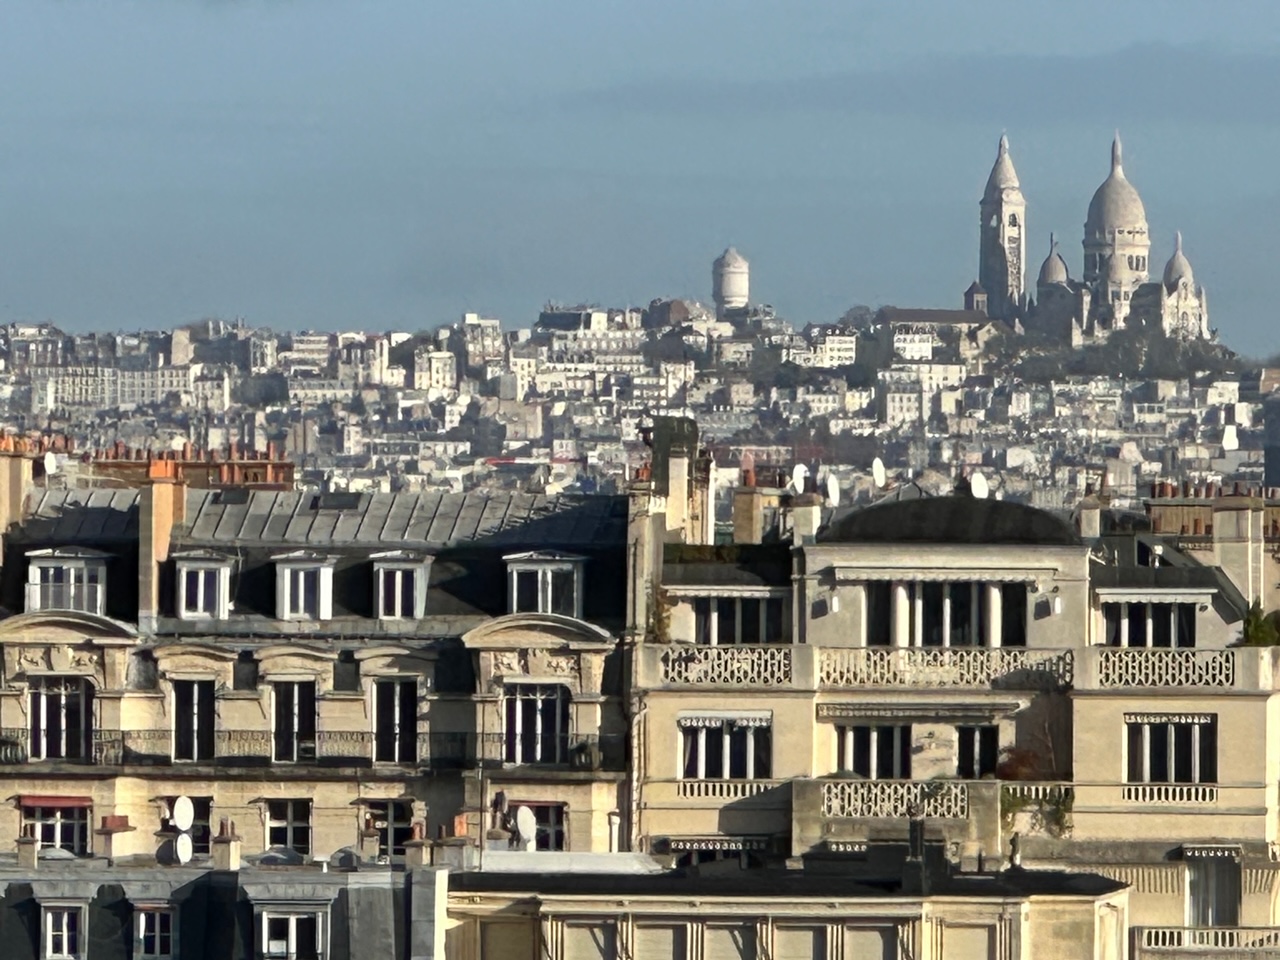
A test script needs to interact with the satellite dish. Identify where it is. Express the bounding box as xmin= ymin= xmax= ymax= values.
xmin=871 ymin=457 xmax=886 ymax=489
xmin=971 ymin=472 xmax=990 ymax=500
xmin=825 ymin=473 xmax=840 ymax=507
xmin=171 ymin=796 xmax=195 ymax=832
xmin=790 ymin=463 xmax=809 ymax=493
xmin=175 ymin=832 xmax=193 ymax=865
xmin=42 ymin=451 xmax=57 ymax=477
xmin=514 ymin=805 xmax=537 ymax=851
